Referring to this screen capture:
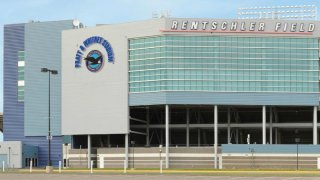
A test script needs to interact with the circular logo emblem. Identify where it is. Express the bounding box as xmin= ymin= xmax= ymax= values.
xmin=84 ymin=50 xmax=104 ymax=72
